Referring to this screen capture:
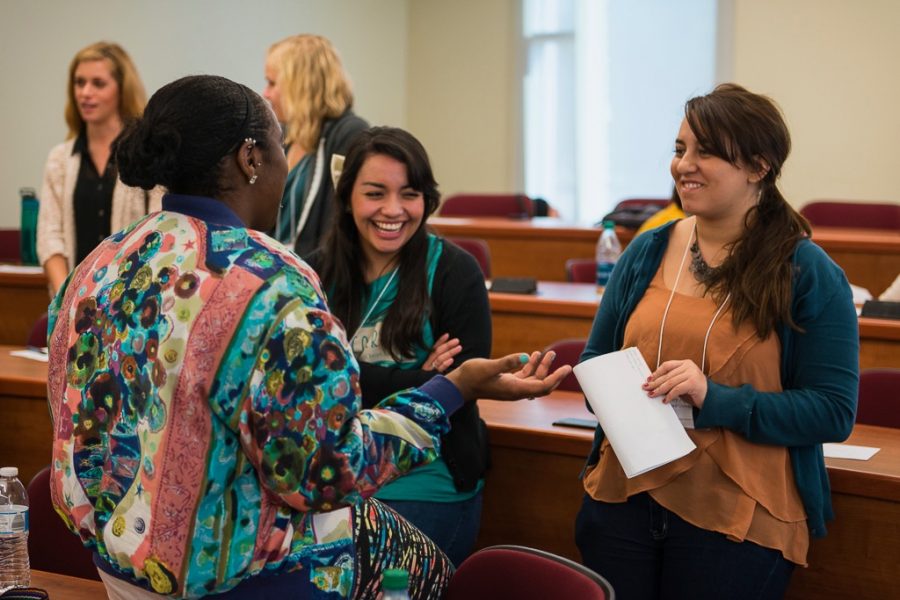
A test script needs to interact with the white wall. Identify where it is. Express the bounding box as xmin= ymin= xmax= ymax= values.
xmin=407 ymin=0 xmax=900 ymax=209
xmin=0 ymin=0 xmax=408 ymax=227
xmin=731 ymin=0 xmax=900 ymax=207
